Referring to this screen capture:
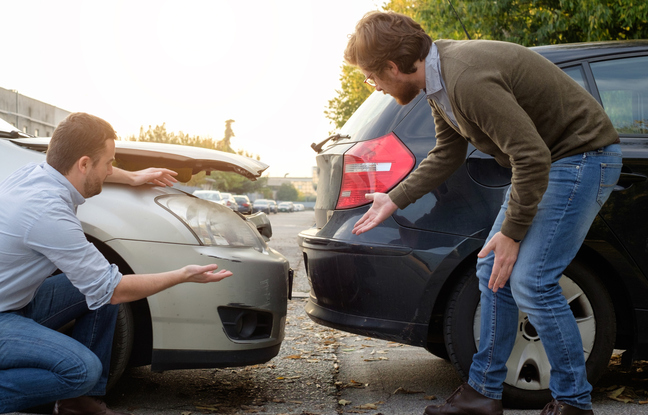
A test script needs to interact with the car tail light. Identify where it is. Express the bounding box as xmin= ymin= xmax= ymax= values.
xmin=336 ymin=133 xmax=415 ymax=209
